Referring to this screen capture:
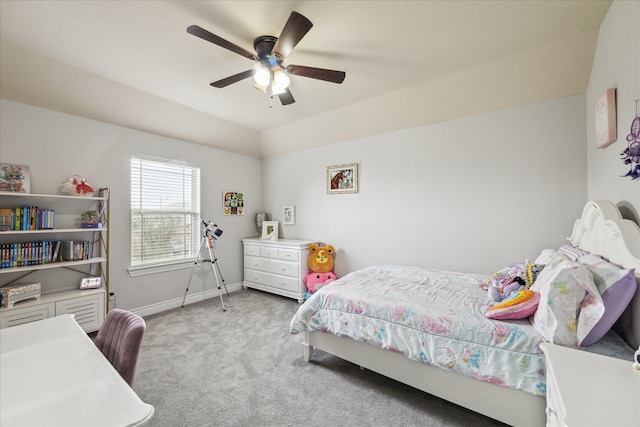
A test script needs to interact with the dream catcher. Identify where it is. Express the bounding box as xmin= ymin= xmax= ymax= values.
xmin=621 ymin=99 xmax=640 ymax=180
